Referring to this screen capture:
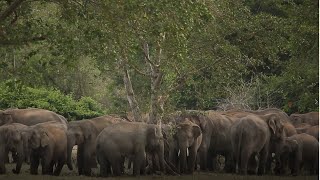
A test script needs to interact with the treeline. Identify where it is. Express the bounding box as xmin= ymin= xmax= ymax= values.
xmin=0 ymin=0 xmax=318 ymax=120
